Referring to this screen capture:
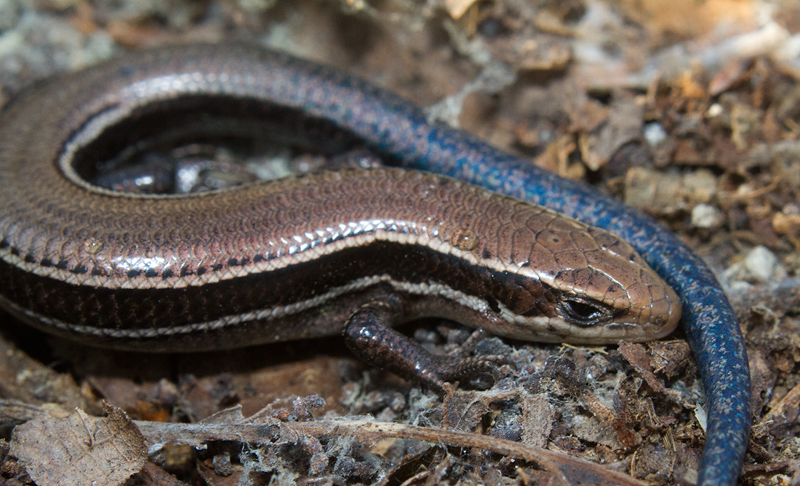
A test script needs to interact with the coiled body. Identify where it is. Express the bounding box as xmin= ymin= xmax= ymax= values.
xmin=0 ymin=45 xmax=748 ymax=485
